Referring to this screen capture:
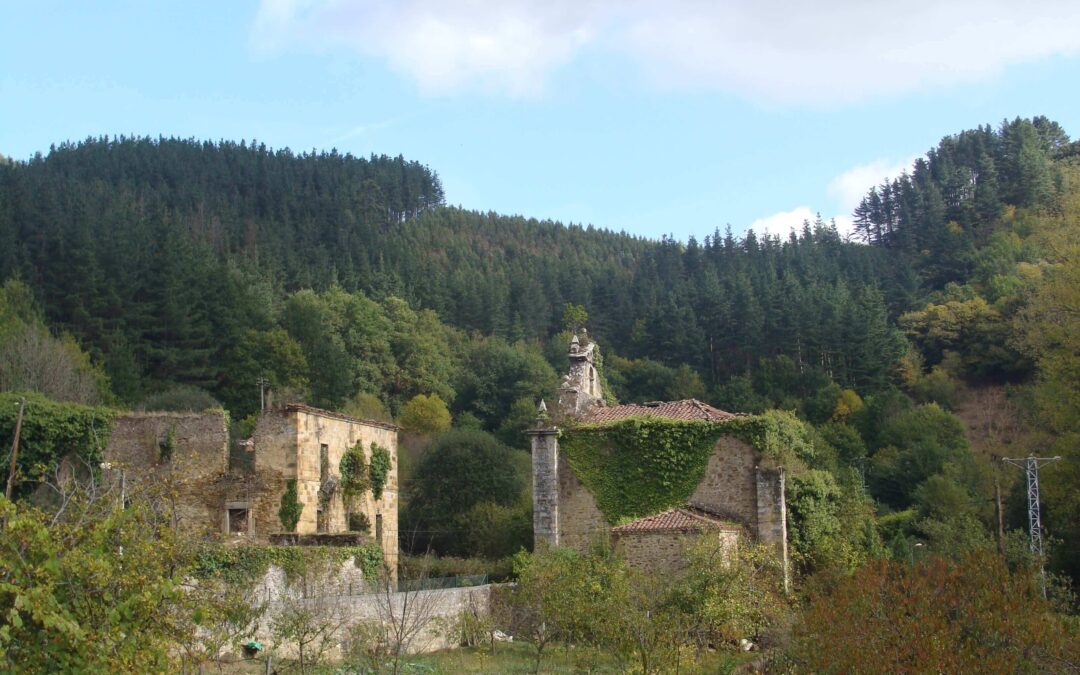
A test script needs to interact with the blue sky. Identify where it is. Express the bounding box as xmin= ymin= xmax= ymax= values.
xmin=3 ymin=1 xmax=1080 ymax=242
